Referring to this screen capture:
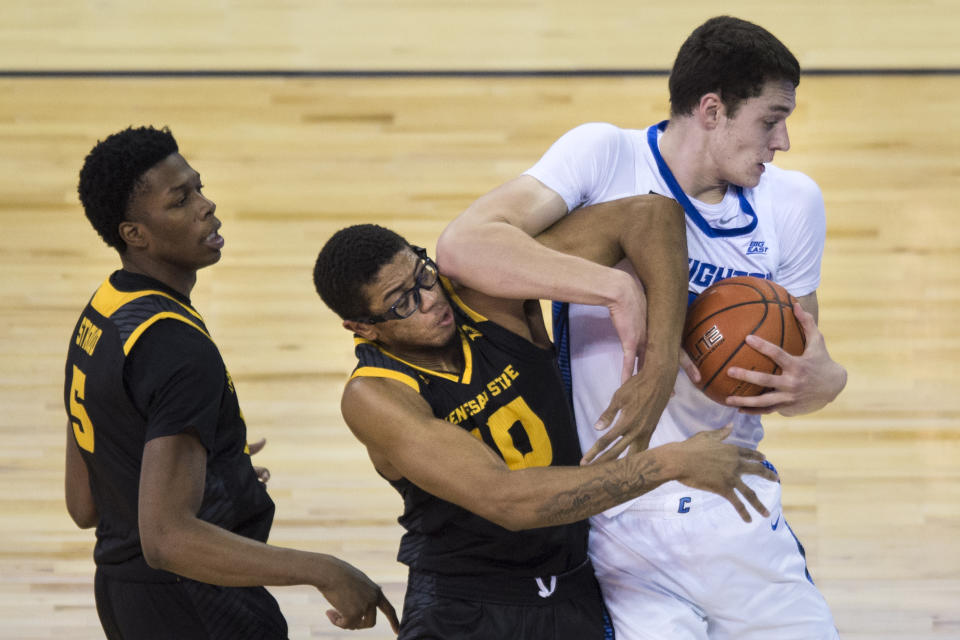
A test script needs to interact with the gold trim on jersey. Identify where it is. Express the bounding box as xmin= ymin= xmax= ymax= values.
xmin=123 ymin=312 xmax=212 ymax=355
xmin=350 ymin=366 xmax=420 ymax=392
xmin=353 ymin=331 xmax=474 ymax=385
xmin=91 ymin=277 xmax=203 ymax=321
xmin=440 ymin=276 xmax=487 ymax=323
